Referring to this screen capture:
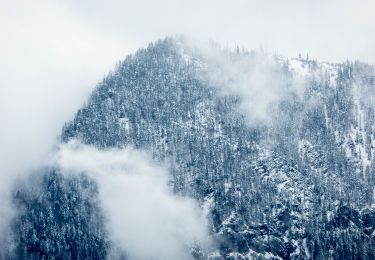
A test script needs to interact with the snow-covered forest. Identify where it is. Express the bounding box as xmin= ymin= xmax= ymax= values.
xmin=3 ymin=38 xmax=375 ymax=259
